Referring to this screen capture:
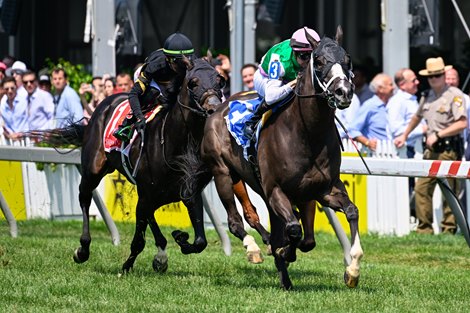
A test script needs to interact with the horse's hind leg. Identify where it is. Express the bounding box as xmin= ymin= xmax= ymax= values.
xmin=322 ymin=180 xmax=363 ymax=288
xmin=296 ymin=200 xmax=316 ymax=253
xmin=122 ymin=200 xmax=149 ymax=273
xmin=213 ymin=173 xmax=263 ymax=263
xmin=73 ymin=155 xmax=109 ymax=264
xmin=148 ymin=214 xmax=168 ymax=273
xmin=234 ymin=180 xmax=271 ymax=249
